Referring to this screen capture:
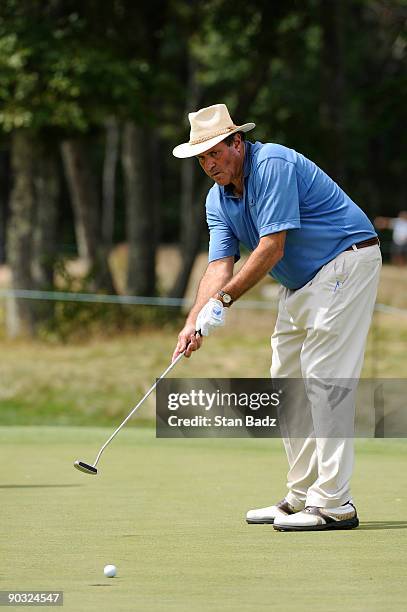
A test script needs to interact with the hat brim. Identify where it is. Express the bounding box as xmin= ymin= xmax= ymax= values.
xmin=172 ymin=123 xmax=256 ymax=159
